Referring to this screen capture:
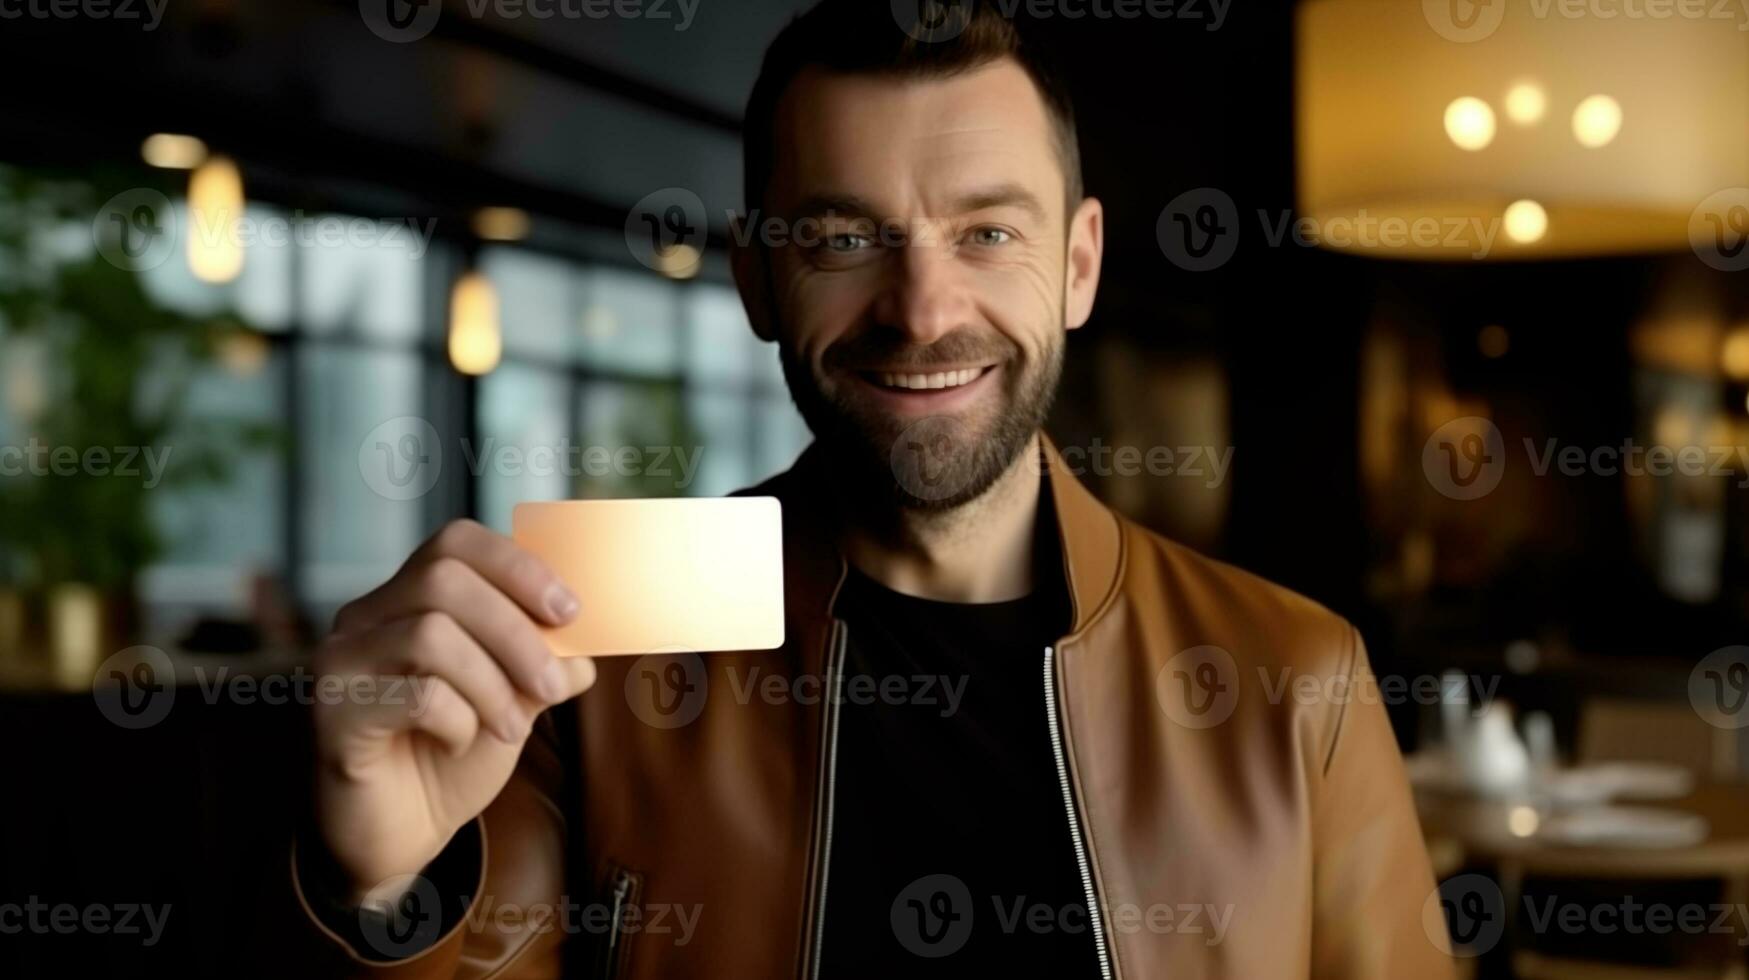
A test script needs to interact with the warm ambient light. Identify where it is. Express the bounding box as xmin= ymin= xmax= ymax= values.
xmin=1504 ymin=200 xmax=1548 ymax=244
xmin=1504 ymin=82 xmax=1546 ymax=126
xmin=141 ymin=133 xmax=208 ymax=170
xmin=448 ymin=271 xmax=502 ymax=376
xmin=1572 ymin=94 xmax=1623 ymax=148
xmin=1444 ymin=97 xmax=1496 ymax=151
xmin=1723 ymin=328 xmax=1749 ymax=380
xmin=186 ymin=156 xmax=245 ymax=284
xmin=472 ymin=207 xmax=530 ymax=242
xmin=1297 ymin=0 xmax=1746 ymax=260
xmin=652 ymin=242 xmax=701 ymax=279
xmin=1507 ymin=805 xmax=1541 ymax=838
